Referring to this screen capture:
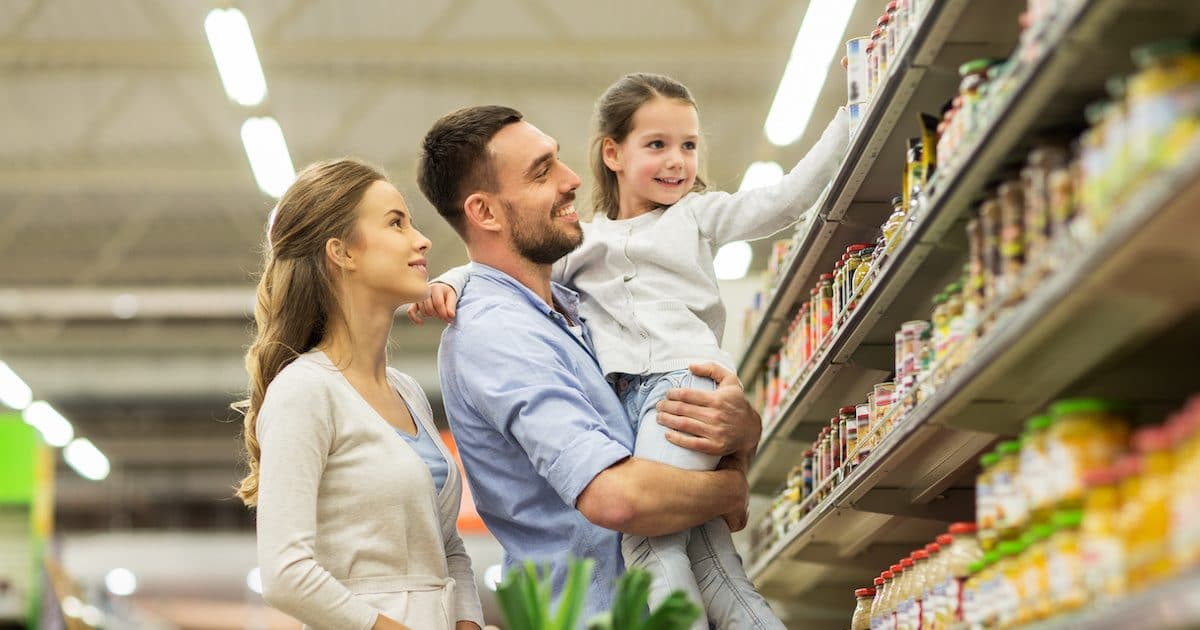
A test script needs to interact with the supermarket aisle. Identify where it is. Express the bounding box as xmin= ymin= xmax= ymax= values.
xmin=737 ymin=0 xmax=1200 ymax=628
